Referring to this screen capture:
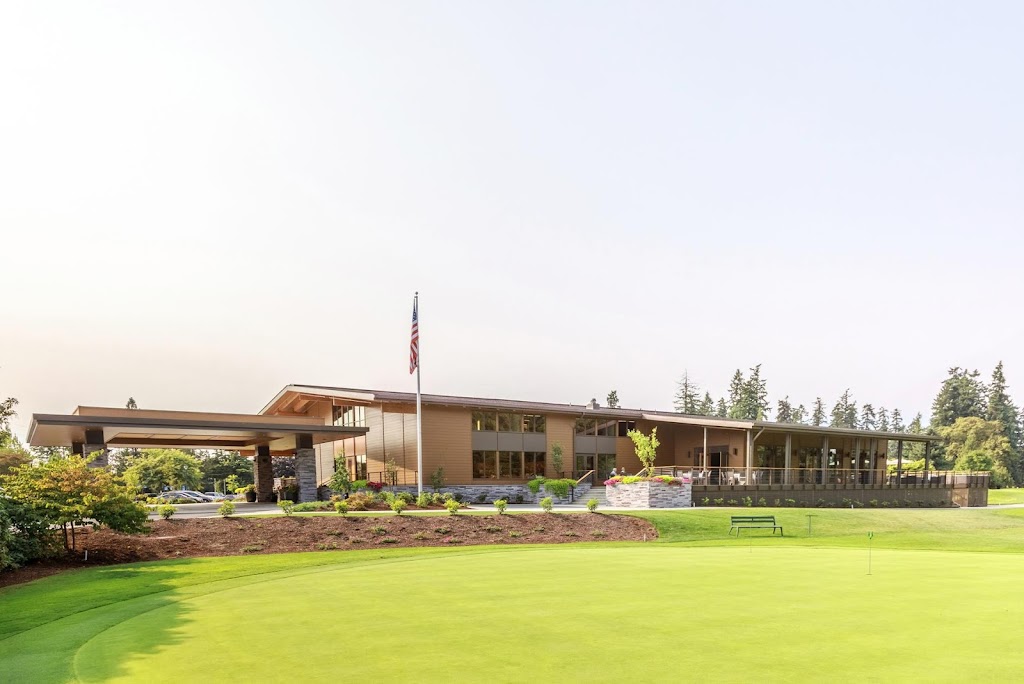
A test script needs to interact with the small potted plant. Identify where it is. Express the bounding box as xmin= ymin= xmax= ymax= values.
xmin=239 ymin=484 xmax=257 ymax=503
